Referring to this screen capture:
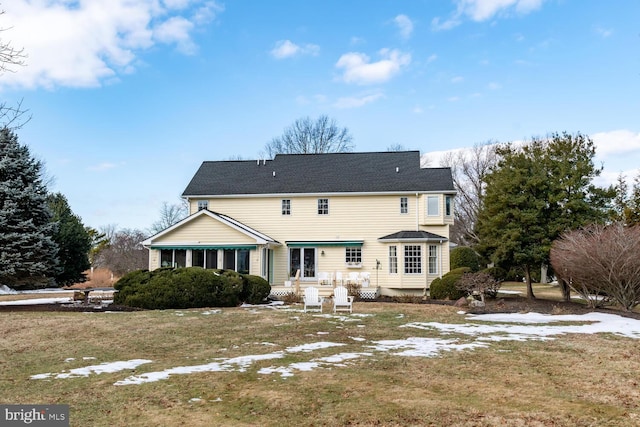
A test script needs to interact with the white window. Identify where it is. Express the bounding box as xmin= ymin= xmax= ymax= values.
xmin=282 ymin=199 xmax=291 ymax=215
xmin=400 ymin=197 xmax=408 ymax=214
xmin=318 ymin=198 xmax=329 ymax=215
xmin=197 ymin=200 xmax=208 ymax=211
xmin=345 ymin=247 xmax=361 ymax=264
xmin=427 ymin=196 xmax=439 ymax=216
xmin=404 ymin=245 xmax=422 ymax=274
xmin=289 ymin=248 xmax=316 ymax=279
xmin=389 ymin=246 xmax=398 ymax=274
xmin=445 ymin=196 xmax=453 ymax=217
xmin=428 ymin=245 xmax=438 ymax=274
